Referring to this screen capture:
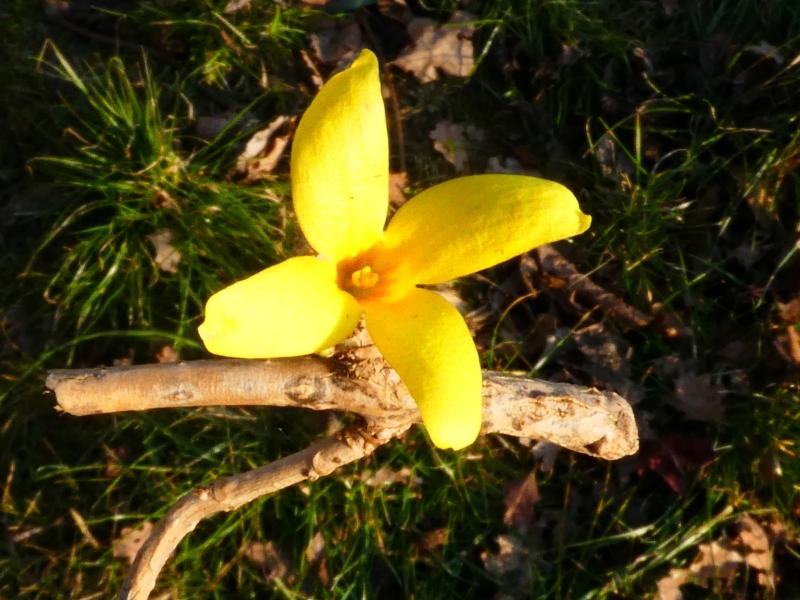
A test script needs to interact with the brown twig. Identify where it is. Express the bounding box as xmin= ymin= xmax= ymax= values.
xmin=47 ymin=343 xmax=638 ymax=599
xmin=118 ymin=419 xmax=411 ymax=600
xmin=525 ymin=245 xmax=653 ymax=330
